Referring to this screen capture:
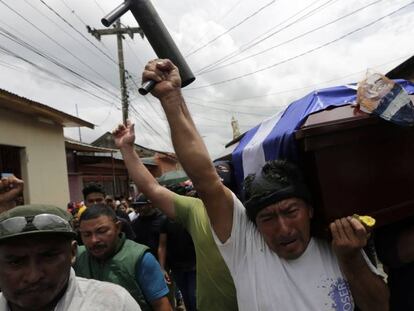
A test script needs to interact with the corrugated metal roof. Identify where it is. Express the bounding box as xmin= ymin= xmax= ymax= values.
xmin=65 ymin=138 xmax=116 ymax=153
xmin=0 ymin=89 xmax=94 ymax=128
